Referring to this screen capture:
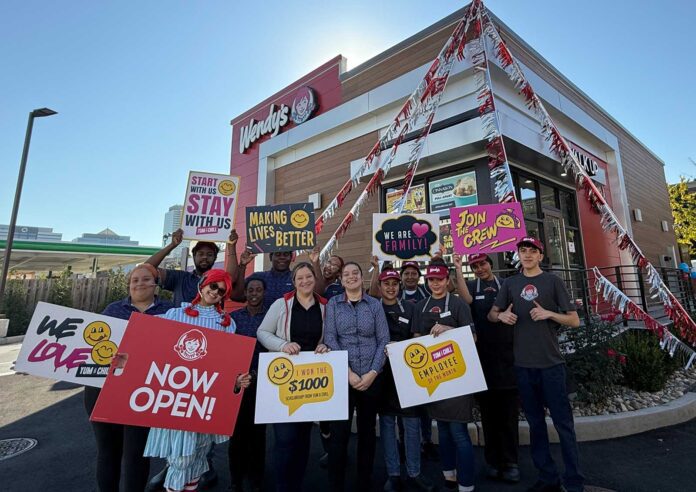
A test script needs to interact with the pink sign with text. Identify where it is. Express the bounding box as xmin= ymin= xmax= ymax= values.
xmin=450 ymin=202 xmax=527 ymax=255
